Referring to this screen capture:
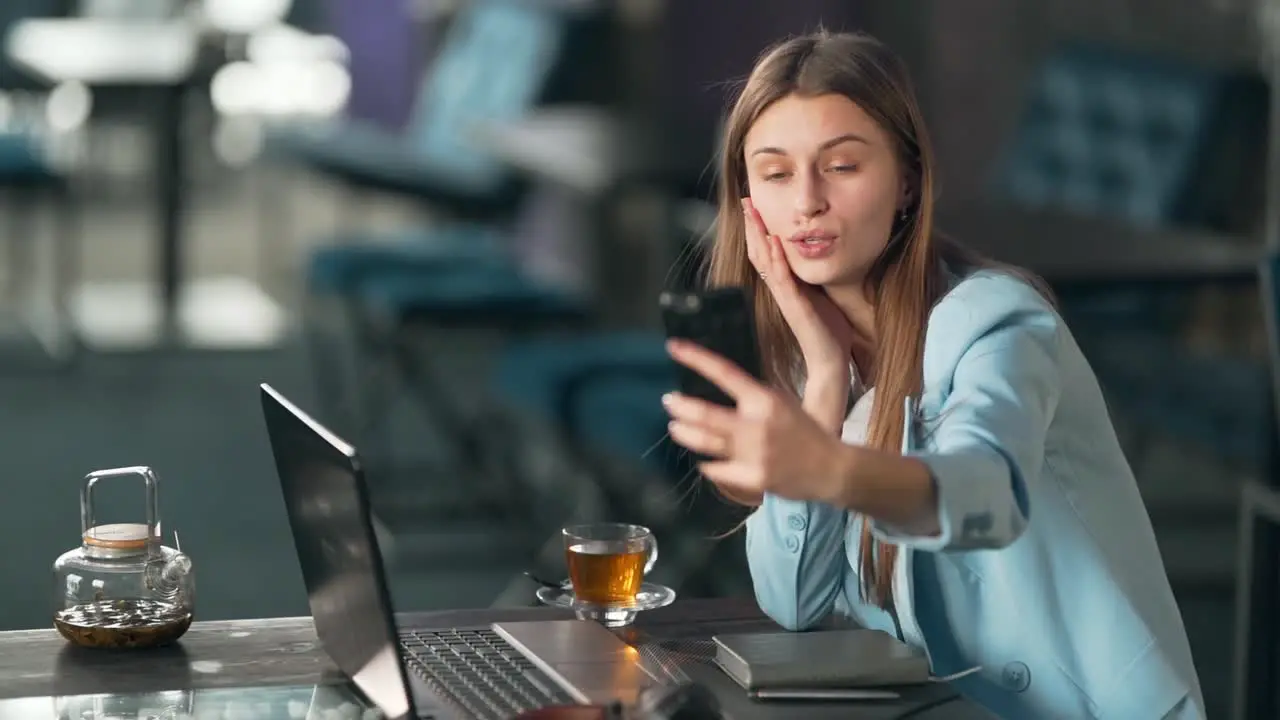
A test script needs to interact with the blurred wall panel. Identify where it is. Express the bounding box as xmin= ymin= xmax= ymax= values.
xmin=653 ymin=0 xmax=870 ymax=196
xmin=924 ymin=0 xmax=1030 ymax=210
